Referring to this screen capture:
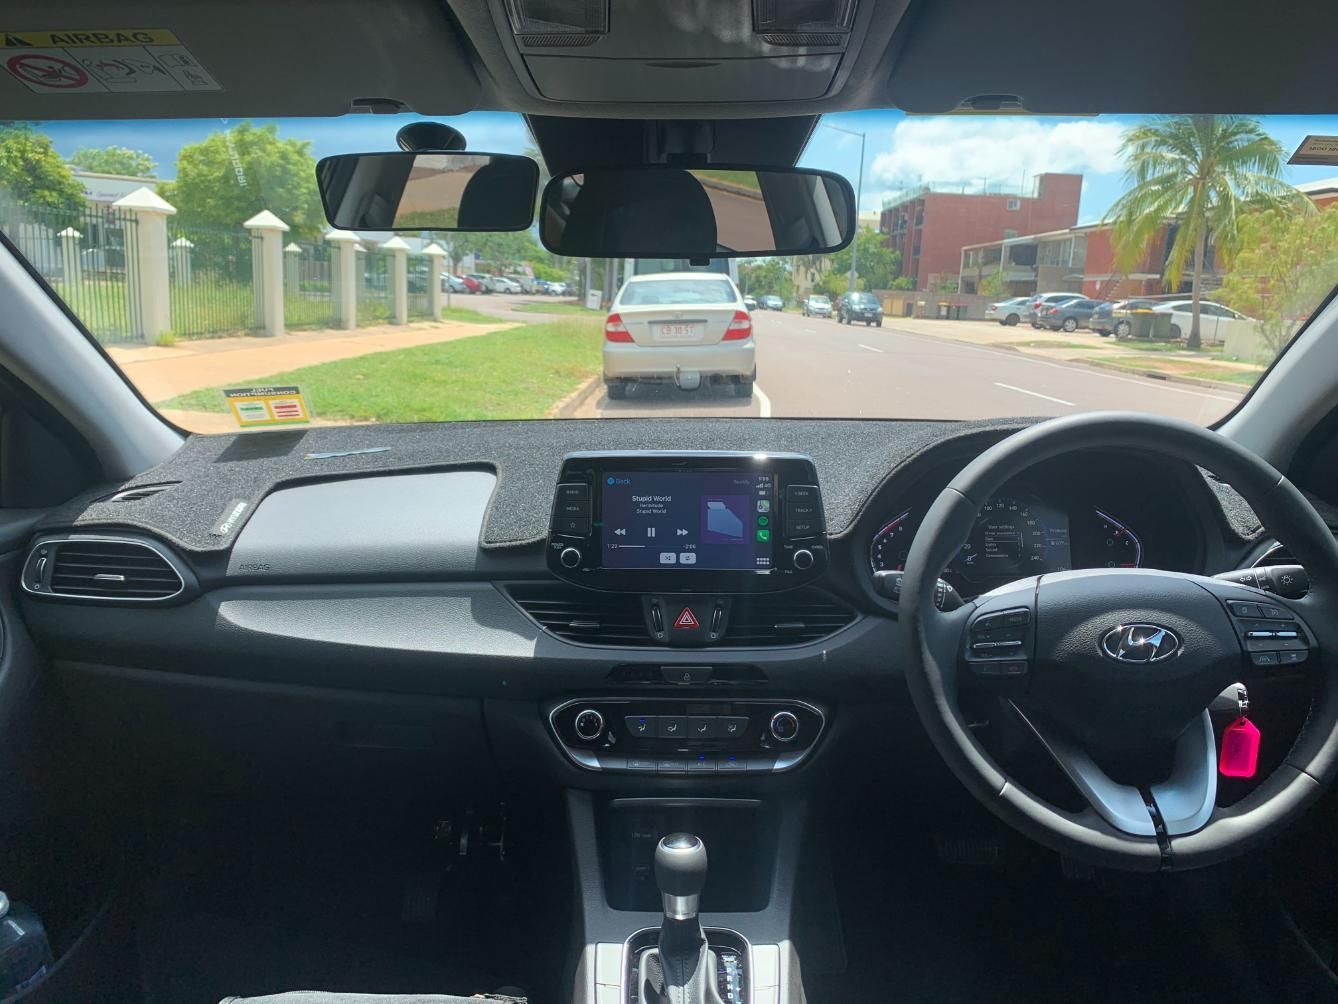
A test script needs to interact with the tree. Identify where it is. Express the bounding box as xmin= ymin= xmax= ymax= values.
xmin=1217 ymin=206 xmax=1338 ymax=361
xmin=454 ymin=229 xmax=544 ymax=271
xmin=159 ymin=122 xmax=324 ymax=239
xmin=977 ymin=268 xmax=1006 ymax=297
xmin=0 ymin=125 xmax=85 ymax=212
xmin=70 ymin=145 xmax=157 ymax=177
xmin=738 ymin=257 xmax=793 ymax=299
xmin=890 ymin=276 xmax=915 ymax=290
xmin=1104 ymin=115 xmax=1302 ymax=349
xmin=825 ymin=225 xmax=901 ymax=292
